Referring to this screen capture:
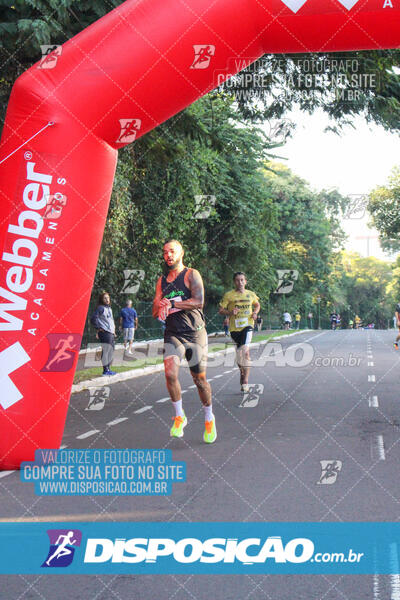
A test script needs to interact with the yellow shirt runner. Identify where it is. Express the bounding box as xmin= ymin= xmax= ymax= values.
xmin=219 ymin=289 xmax=259 ymax=332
